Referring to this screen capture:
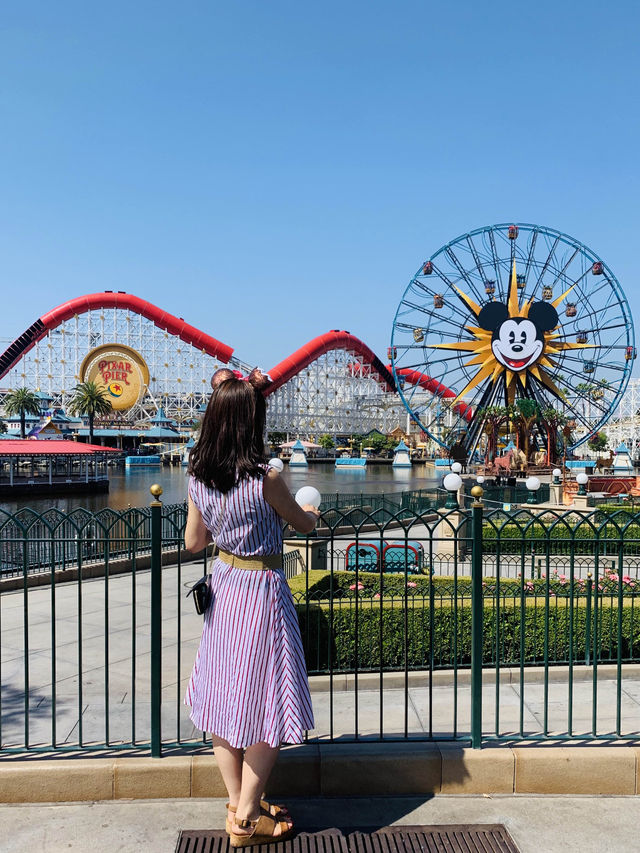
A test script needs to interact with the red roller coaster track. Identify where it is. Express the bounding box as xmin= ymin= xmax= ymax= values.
xmin=0 ymin=292 xmax=467 ymax=411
